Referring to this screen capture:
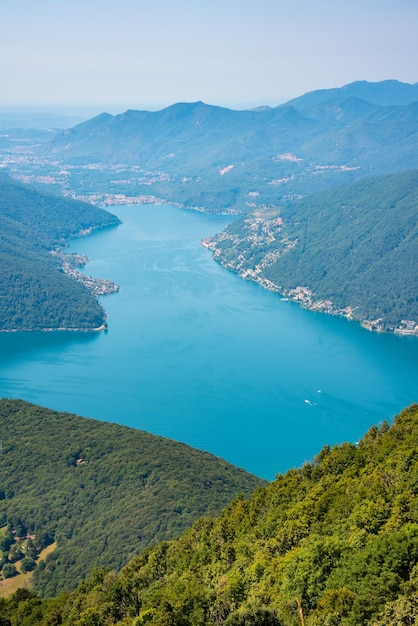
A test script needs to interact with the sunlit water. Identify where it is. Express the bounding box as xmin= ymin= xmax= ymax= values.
xmin=1 ymin=204 xmax=417 ymax=479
